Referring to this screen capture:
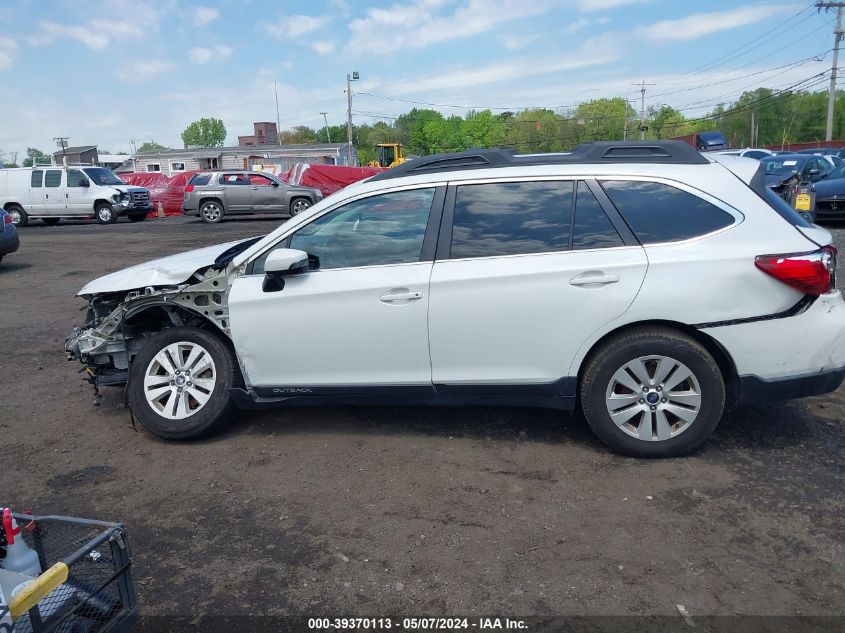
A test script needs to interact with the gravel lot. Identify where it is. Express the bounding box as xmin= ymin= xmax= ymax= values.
xmin=1 ymin=216 xmax=843 ymax=625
